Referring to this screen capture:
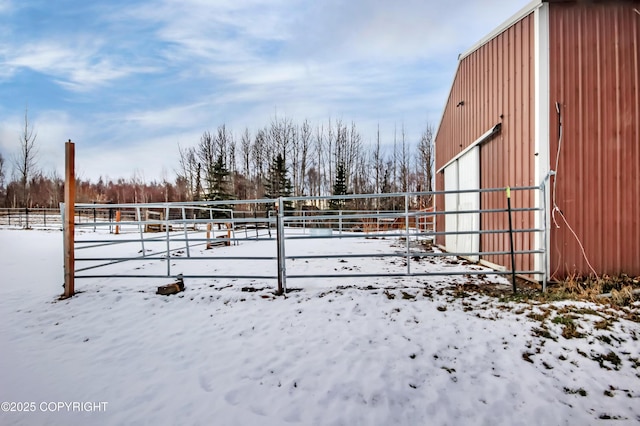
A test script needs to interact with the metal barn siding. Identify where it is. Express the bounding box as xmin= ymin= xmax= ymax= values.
xmin=435 ymin=13 xmax=536 ymax=273
xmin=548 ymin=1 xmax=640 ymax=278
